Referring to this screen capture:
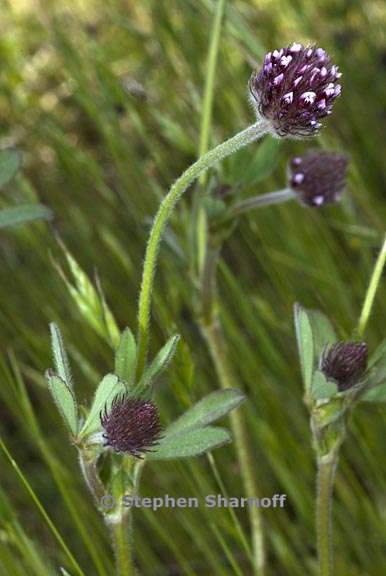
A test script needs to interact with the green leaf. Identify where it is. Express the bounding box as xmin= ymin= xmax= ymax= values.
xmin=0 ymin=204 xmax=53 ymax=229
xmin=50 ymin=323 xmax=74 ymax=391
xmin=235 ymin=137 xmax=281 ymax=186
xmin=55 ymin=242 xmax=120 ymax=348
xmin=308 ymin=310 xmax=337 ymax=360
xmin=368 ymin=337 xmax=386 ymax=370
xmin=147 ymin=426 xmax=231 ymax=460
xmin=170 ymin=340 xmax=195 ymax=406
xmin=203 ymin=197 xmax=227 ymax=219
xmin=361 ymin=341 xmax=386 ymax=402
xmin=95 ymin=271 xmax=122 ymax=349
xmin=46 ymin=371 xmax=78 ymax=436
xmin=361 ymin=340 xmax=386 ymax=401
xmin=136 ymin=335 xmax=180 ymax=395
xmin=311 ymin=370 xmax=338 ymax=400
xmin=0 ymin=149 xmax=22 ymax=188
xmin=79 ymin=374 xmax=126 ymax=438
xmin=166 ymin=389 xmax=245 ymax=436
xmin=362 ymin=383 xmax=386 ymax=402
xmin=115 ymin=328 xmax=136 ymax=385
xmin=294 ymin=303 xmax=314 ymax=392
